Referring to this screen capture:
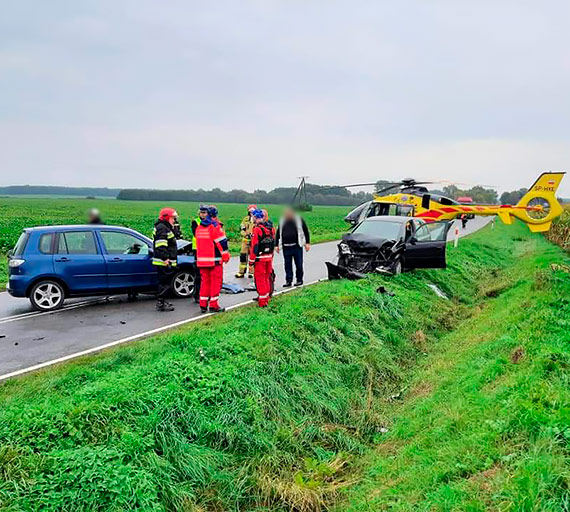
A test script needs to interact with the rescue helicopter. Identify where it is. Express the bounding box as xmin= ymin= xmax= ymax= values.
xmin=340 ymin=171 xmax=566 ymax=233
